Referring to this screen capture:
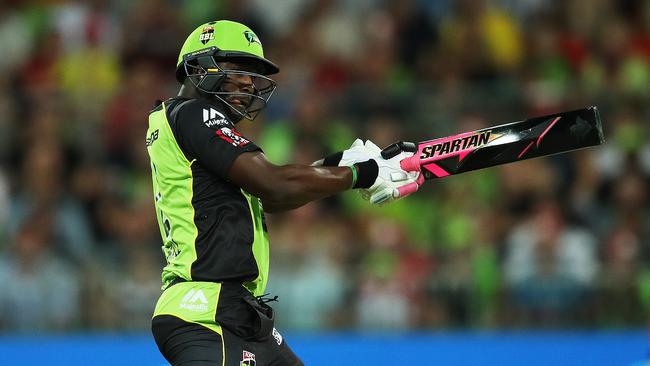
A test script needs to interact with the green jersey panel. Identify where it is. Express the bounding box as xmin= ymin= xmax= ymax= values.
xmin=242 ymin=190 xmax=270 ymax=297
xmin=147 ymin=102 xmax=197 ymax=285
